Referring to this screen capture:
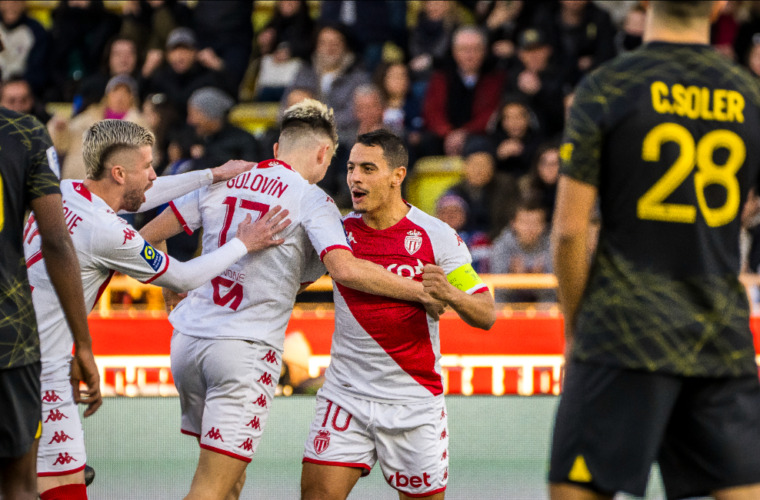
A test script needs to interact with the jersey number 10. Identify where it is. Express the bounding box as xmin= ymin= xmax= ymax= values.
xmin=637 ymin=122 xmax=745 ymax=227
